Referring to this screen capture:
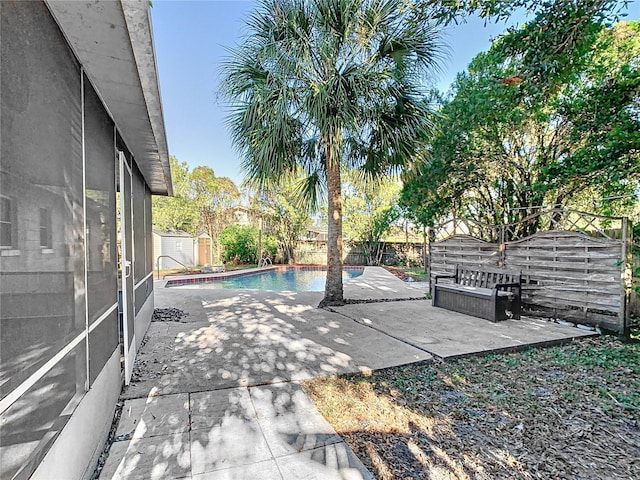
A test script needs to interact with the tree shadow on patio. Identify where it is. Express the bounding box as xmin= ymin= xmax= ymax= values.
xmin=122 ymin=289 xmax=426 ymax=400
